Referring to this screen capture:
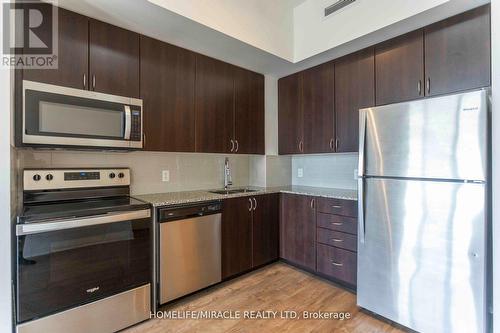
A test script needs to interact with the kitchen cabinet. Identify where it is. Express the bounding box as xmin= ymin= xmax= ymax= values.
xmin=252 ymin=193 xmax=279 ymax=267
xmin=280 ymin=193 xmax=316 ymax=270
xmin=302 ymin=62 xmax=335 ymax=153
xmin=222 ymin=196 xmax=253 ymax=279
xmin=222 ymin=194 xmax=279 ymax=279
xmin=375 ymin=30 xmax=425 ymax=105
xmin=233 ymin=67 xmax=265 ymax=154
xmin=23 ymin=8 xmax=89 ymax=90
xmin=140 ymin=36 xmax=196 ymax=152
xmin=195 ymin=55 xmax=234 ymax=154
xmin=89 ymin=20 xmax=140 ymax=98
xmin=335 ymin=48 xmax=375 ymax=153
xmin=278 ymin=73 xmax=303 ymax=154
xmin=424 ymin=5 xmax=490 ymax=97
